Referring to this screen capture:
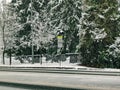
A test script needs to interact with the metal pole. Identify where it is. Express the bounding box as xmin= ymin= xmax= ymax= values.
xmin=32 ymin=38 xmax=34 ymax=64
xmin=57 ymin=48 xmax=62 ymax=67
xmin=57 ymin=31 xmax=63 ymax=67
